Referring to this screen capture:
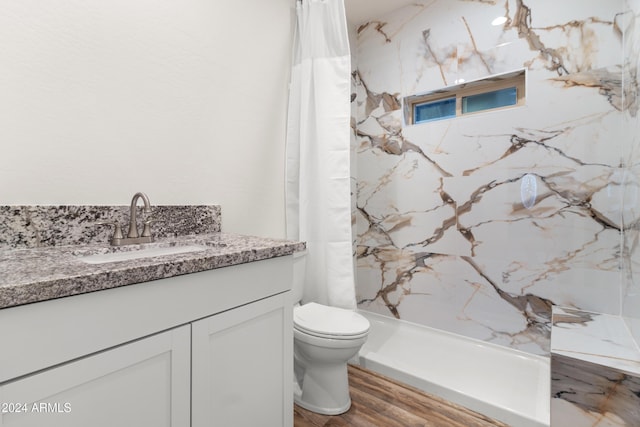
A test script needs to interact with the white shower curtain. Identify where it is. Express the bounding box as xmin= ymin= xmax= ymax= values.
xmin=285 ymin=0 xmax=355 ymax=309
